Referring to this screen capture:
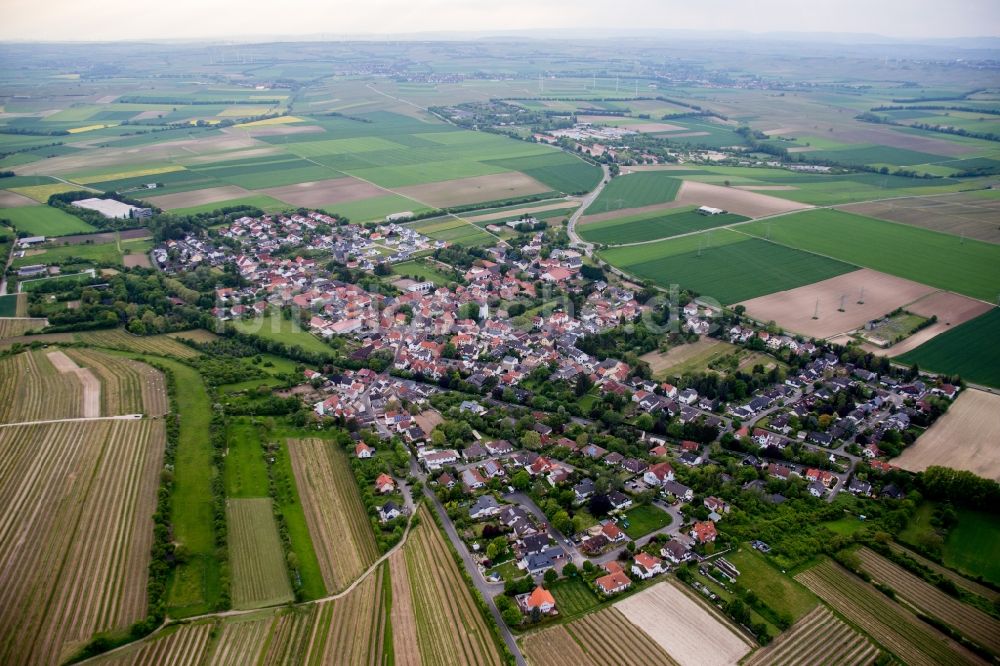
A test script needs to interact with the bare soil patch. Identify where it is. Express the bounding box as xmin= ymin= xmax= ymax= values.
xmin=738 ymin=269 xmax=937 ymax=339
xmin=838 ymin=192 xmax=1000 ymax=245
xmin=396 ymin=172 xmax=551 ymax=208
xmin=52 ymin=228 xmax=150 ymax=245
xmin=412 ymin=408 xmax=443 ymax=435
xmin=464 ymin=200 xmax=578 ymax=224
xmin=226 ymin=124 xmax=325 ymax=137
xmin=123 ymin=253 xmax=152 ymax=268
xmin=616 ymin=580 xmax=753 ymax=666
xmin=867 ymin=290 xmax=994 ymax=357
xmin=146 ymin=185 xmax=253 ymax=210
xmin=47 ymin=350 xmax=101 ymax=417
xmin=579 ymin=200 xmax=689 ymax=225
xmin=733 ymin=185 xmax=799 ymax=191
xmin=894 ymin=389 xmax=1000 ymax=480
xmin=0 ymin=191 xmax=37 ymax=208
xmin=262 ymin=177 xmax=384 ymax=208
xmin=130 ymin=110 xmax=162 ymax=121
xmin=828 ymin=125 xmax=970 ymax=157
xmin=675 ymin=180 xmax=812 ymax=218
